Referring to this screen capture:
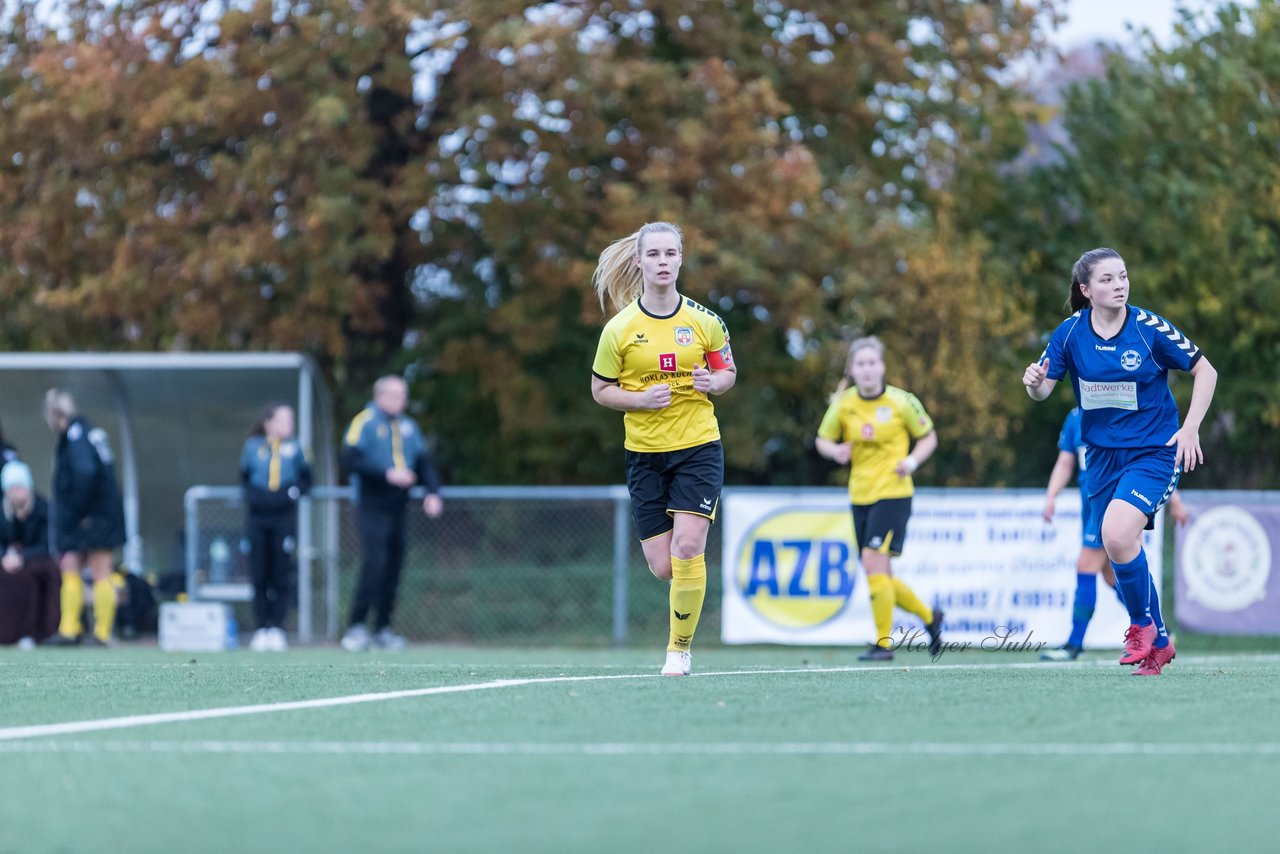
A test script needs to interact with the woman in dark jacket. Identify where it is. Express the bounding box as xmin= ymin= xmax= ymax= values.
xmin=0 ymin=461 xmax=61 ymax=646
xmin=240 ymin=403 xmax=311 ymax=652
